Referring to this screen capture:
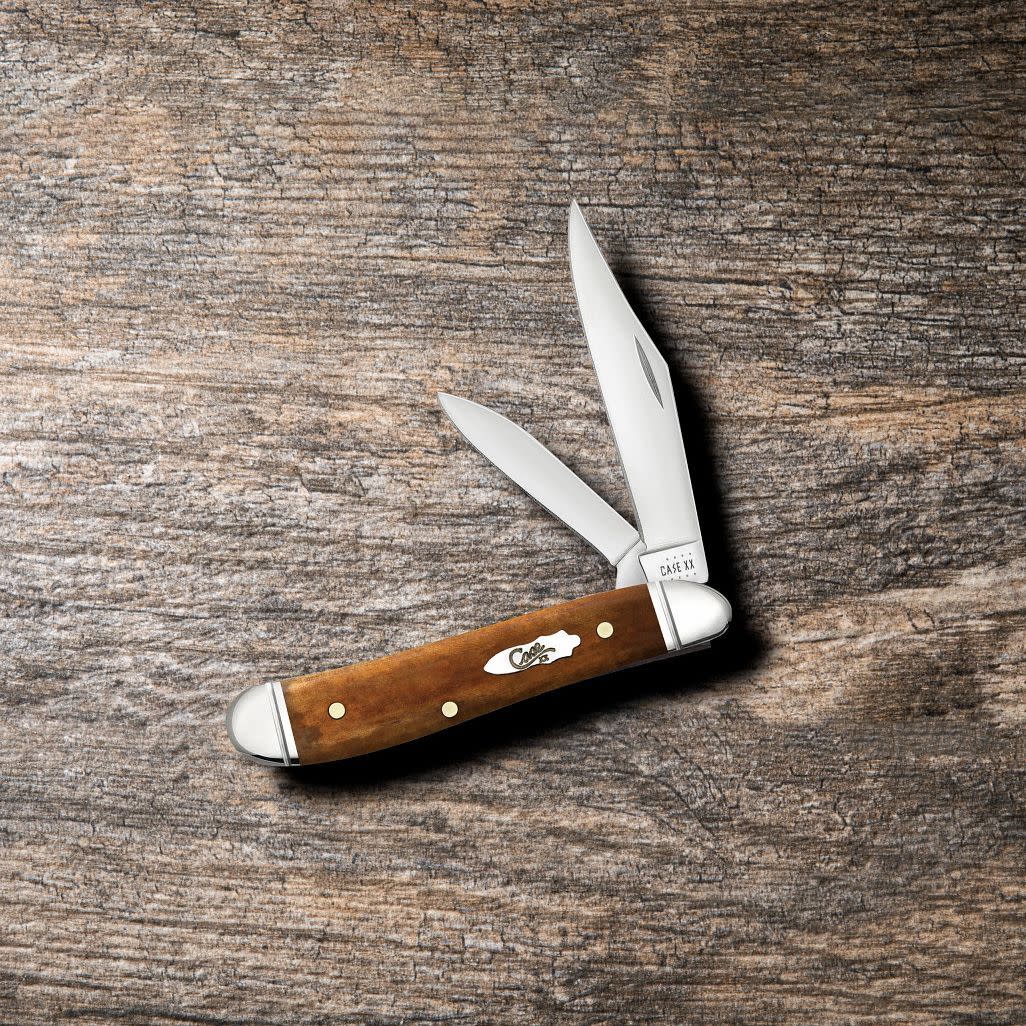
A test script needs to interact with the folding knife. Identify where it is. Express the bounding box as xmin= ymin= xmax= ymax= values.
xmin=227 ymin=202 xmax=730 ymax=767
